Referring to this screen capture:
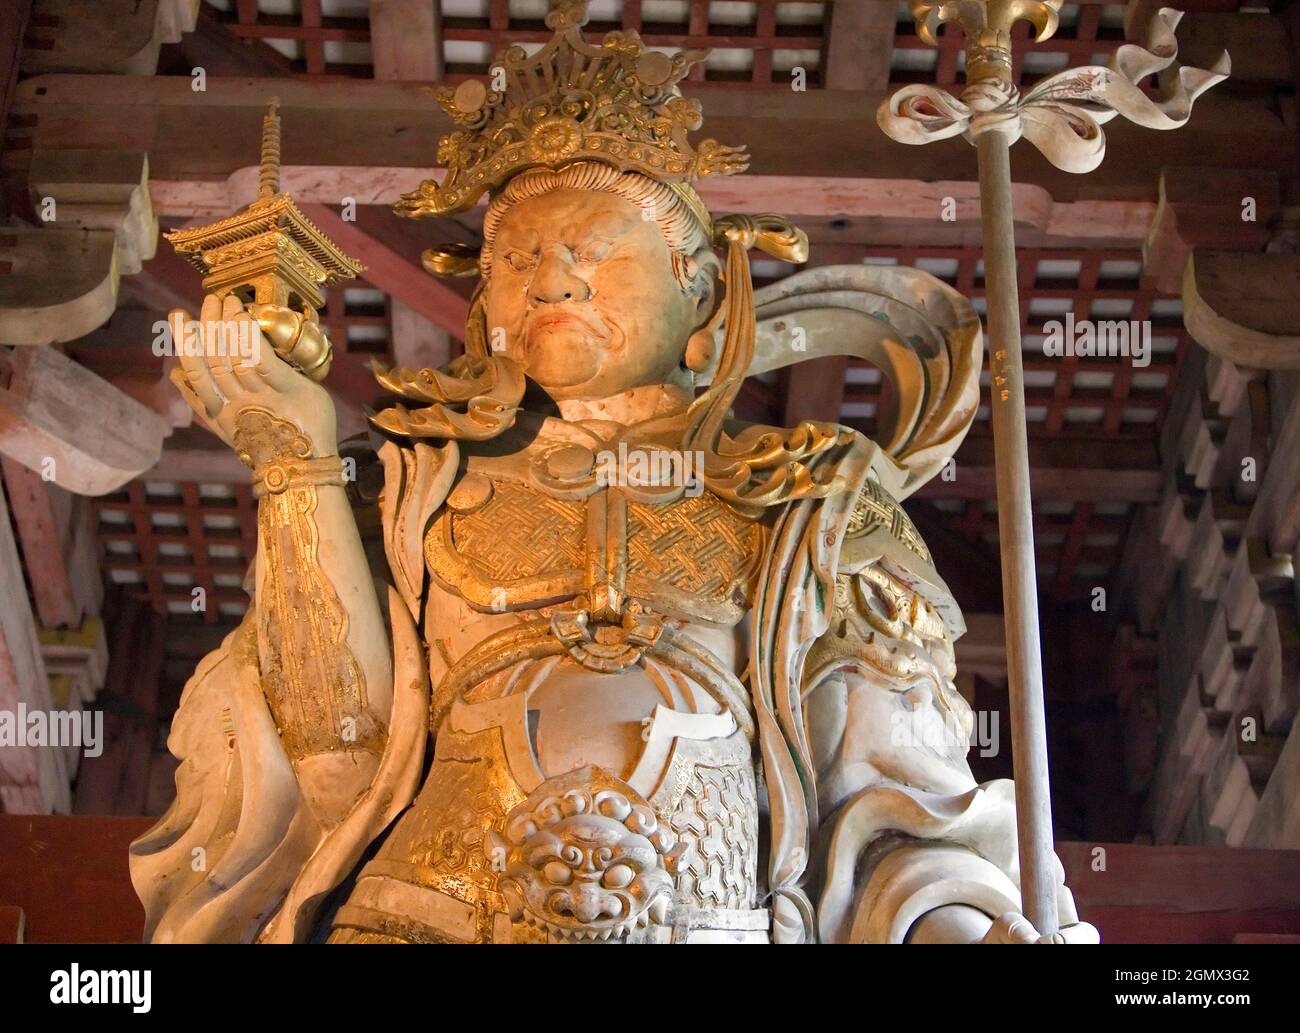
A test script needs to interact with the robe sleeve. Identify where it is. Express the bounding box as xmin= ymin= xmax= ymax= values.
xmin=809 ymin=529 xmax=1082 ymax=942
